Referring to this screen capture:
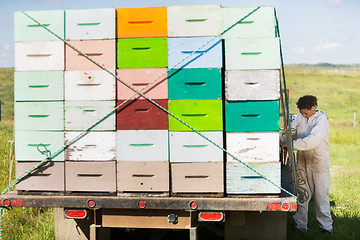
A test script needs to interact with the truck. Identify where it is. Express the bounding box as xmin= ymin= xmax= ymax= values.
xmin=1 ymin=5 xmax=298 ymax=240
